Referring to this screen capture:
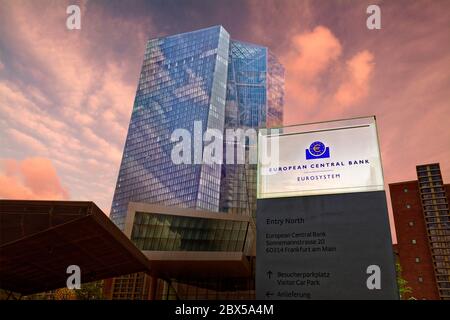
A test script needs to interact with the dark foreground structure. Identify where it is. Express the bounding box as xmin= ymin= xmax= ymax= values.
xmin=0 ymin=200 xmax=151 ymax=297
xmin=0 ymin=199 xmax=254 ymax=299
